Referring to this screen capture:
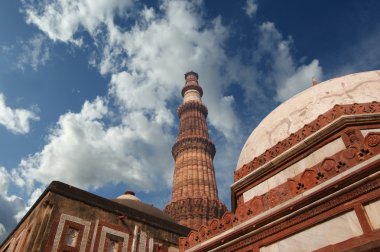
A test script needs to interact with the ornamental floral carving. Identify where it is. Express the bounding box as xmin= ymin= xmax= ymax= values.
xmin=342 ymin=146 xmax=357 ymax=159
xmin=300 ymin=168 xmax=318 ymax=189
xmin=365 ymin=132 xmax=380 ymax=147
xmin=320 ymin=158 xmax=336 ymax=174
xmin=248 ymin=196 xmax=264 ymax=213
xmin=265 ymin=189 xmax=280 ymax=208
